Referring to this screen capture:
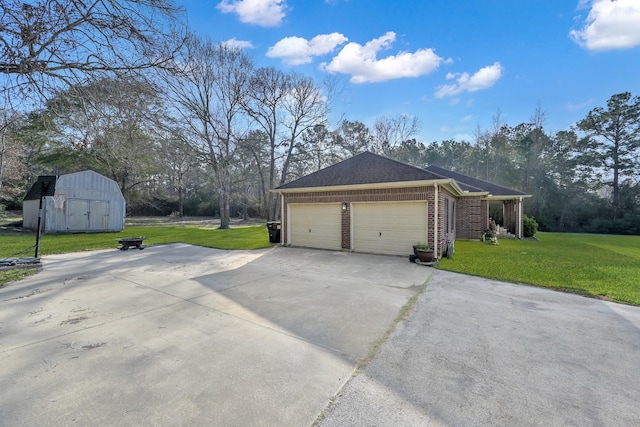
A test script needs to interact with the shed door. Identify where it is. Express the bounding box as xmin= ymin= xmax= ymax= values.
xmin=288 ymin=203 xmax=341 ymax=251
xmin=89 ymin=200 xmax=110 ymax=230
xmin=67 ymin=199 xmax=111 ymax=231
xmin=353 ymin=202 xmax=428 ymax=256
xmin=67 ymin=199 xmax=89 ymax=231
